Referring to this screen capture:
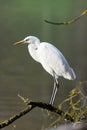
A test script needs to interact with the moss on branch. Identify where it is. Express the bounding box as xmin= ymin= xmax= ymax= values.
xmin=0 ymin=81 xmax=87 ymax=129
xmin=0 ymin=101 xmax=74 ymax=129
